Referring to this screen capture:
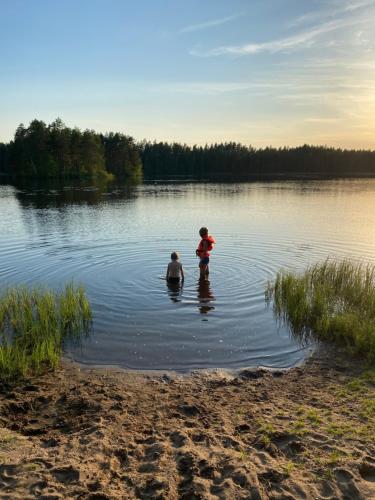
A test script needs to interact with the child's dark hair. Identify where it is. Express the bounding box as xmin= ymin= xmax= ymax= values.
xmin=199 ymin=227 xmax=208 ymax=237
xmin=171 ymin=251 xmax=179 ymax=261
